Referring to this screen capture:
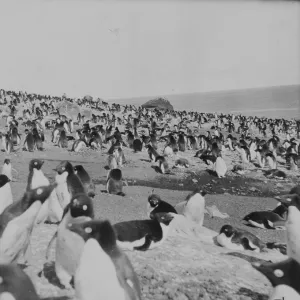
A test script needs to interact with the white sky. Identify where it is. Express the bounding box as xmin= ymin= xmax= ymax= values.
xmin=0 ymin=0 xmax=299 ymax=99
